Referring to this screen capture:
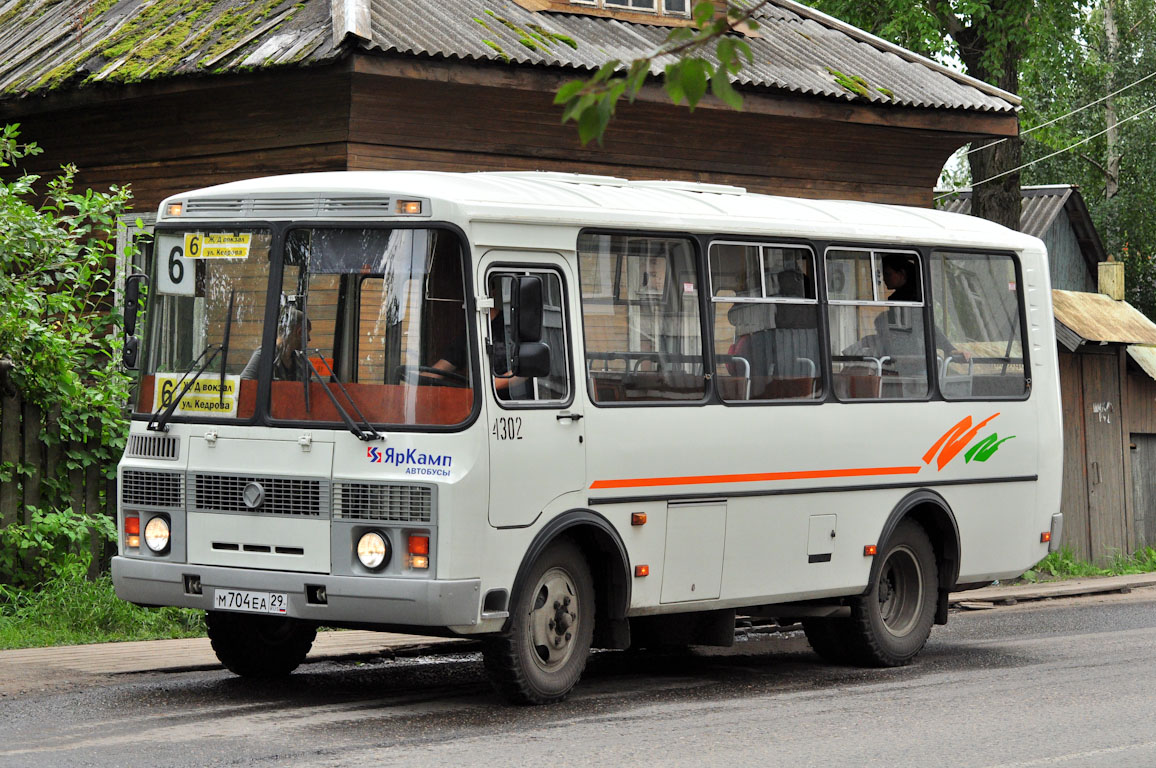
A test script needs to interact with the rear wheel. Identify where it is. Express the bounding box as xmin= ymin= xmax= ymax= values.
xmin=847 ymin=520 xmax=938 ymax=666
xmin=206 ymin=611 xmax=316 ymax=678
xmin=483 ymin=540 xmax=594 ymax=704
